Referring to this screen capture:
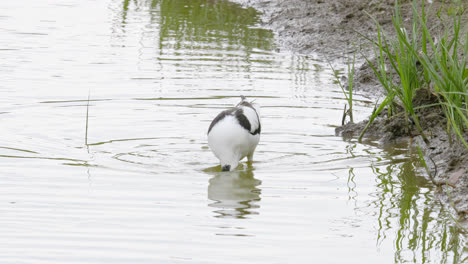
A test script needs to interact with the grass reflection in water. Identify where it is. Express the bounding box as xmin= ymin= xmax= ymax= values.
xmin=365 ymin=158 xmax=467 ymax=263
